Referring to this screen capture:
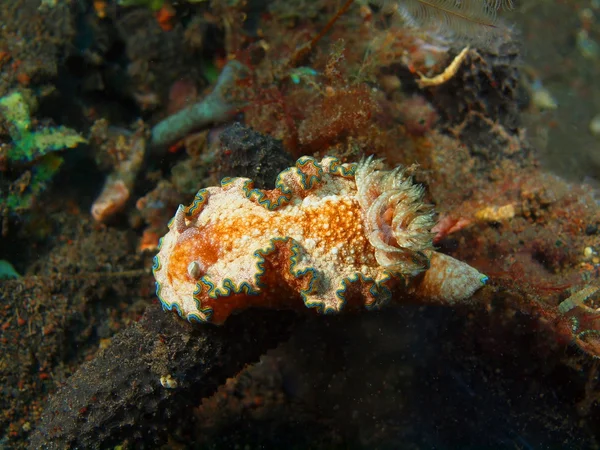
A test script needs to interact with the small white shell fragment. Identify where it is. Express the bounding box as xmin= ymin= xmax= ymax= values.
xmin=531 ymin=87 xmax=557 ymax=111
xmin=160 ymin=374 xmax=178 ymax=389
xmin=474 ymin=204 xmax=515 ymax=222
xmin=589 ymin=115 xmax=600 ymax=136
